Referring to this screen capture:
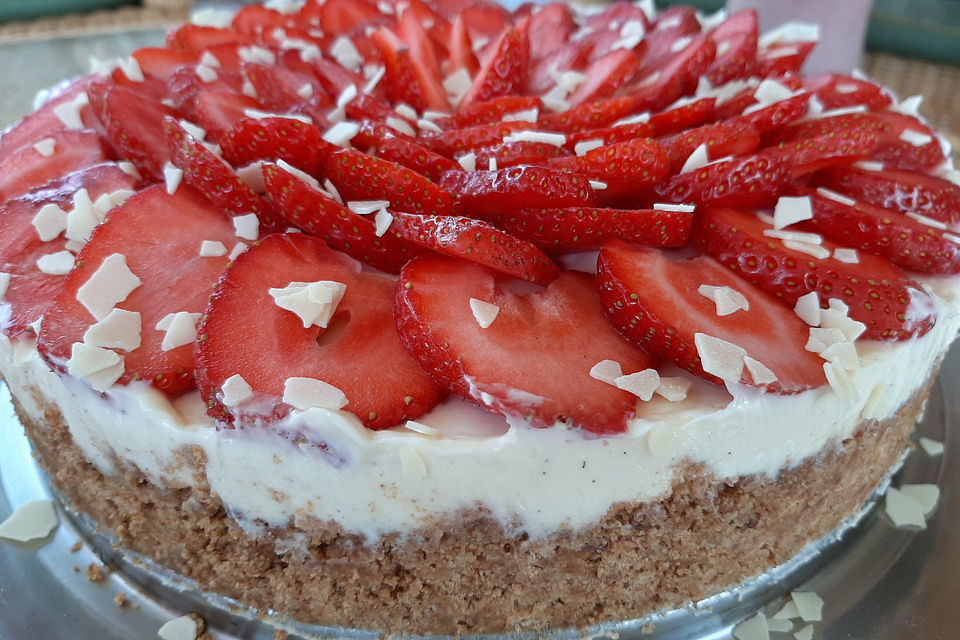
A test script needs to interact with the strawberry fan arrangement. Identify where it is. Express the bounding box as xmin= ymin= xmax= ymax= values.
xmin=1 ymin=0 xmax=957 ymax=436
